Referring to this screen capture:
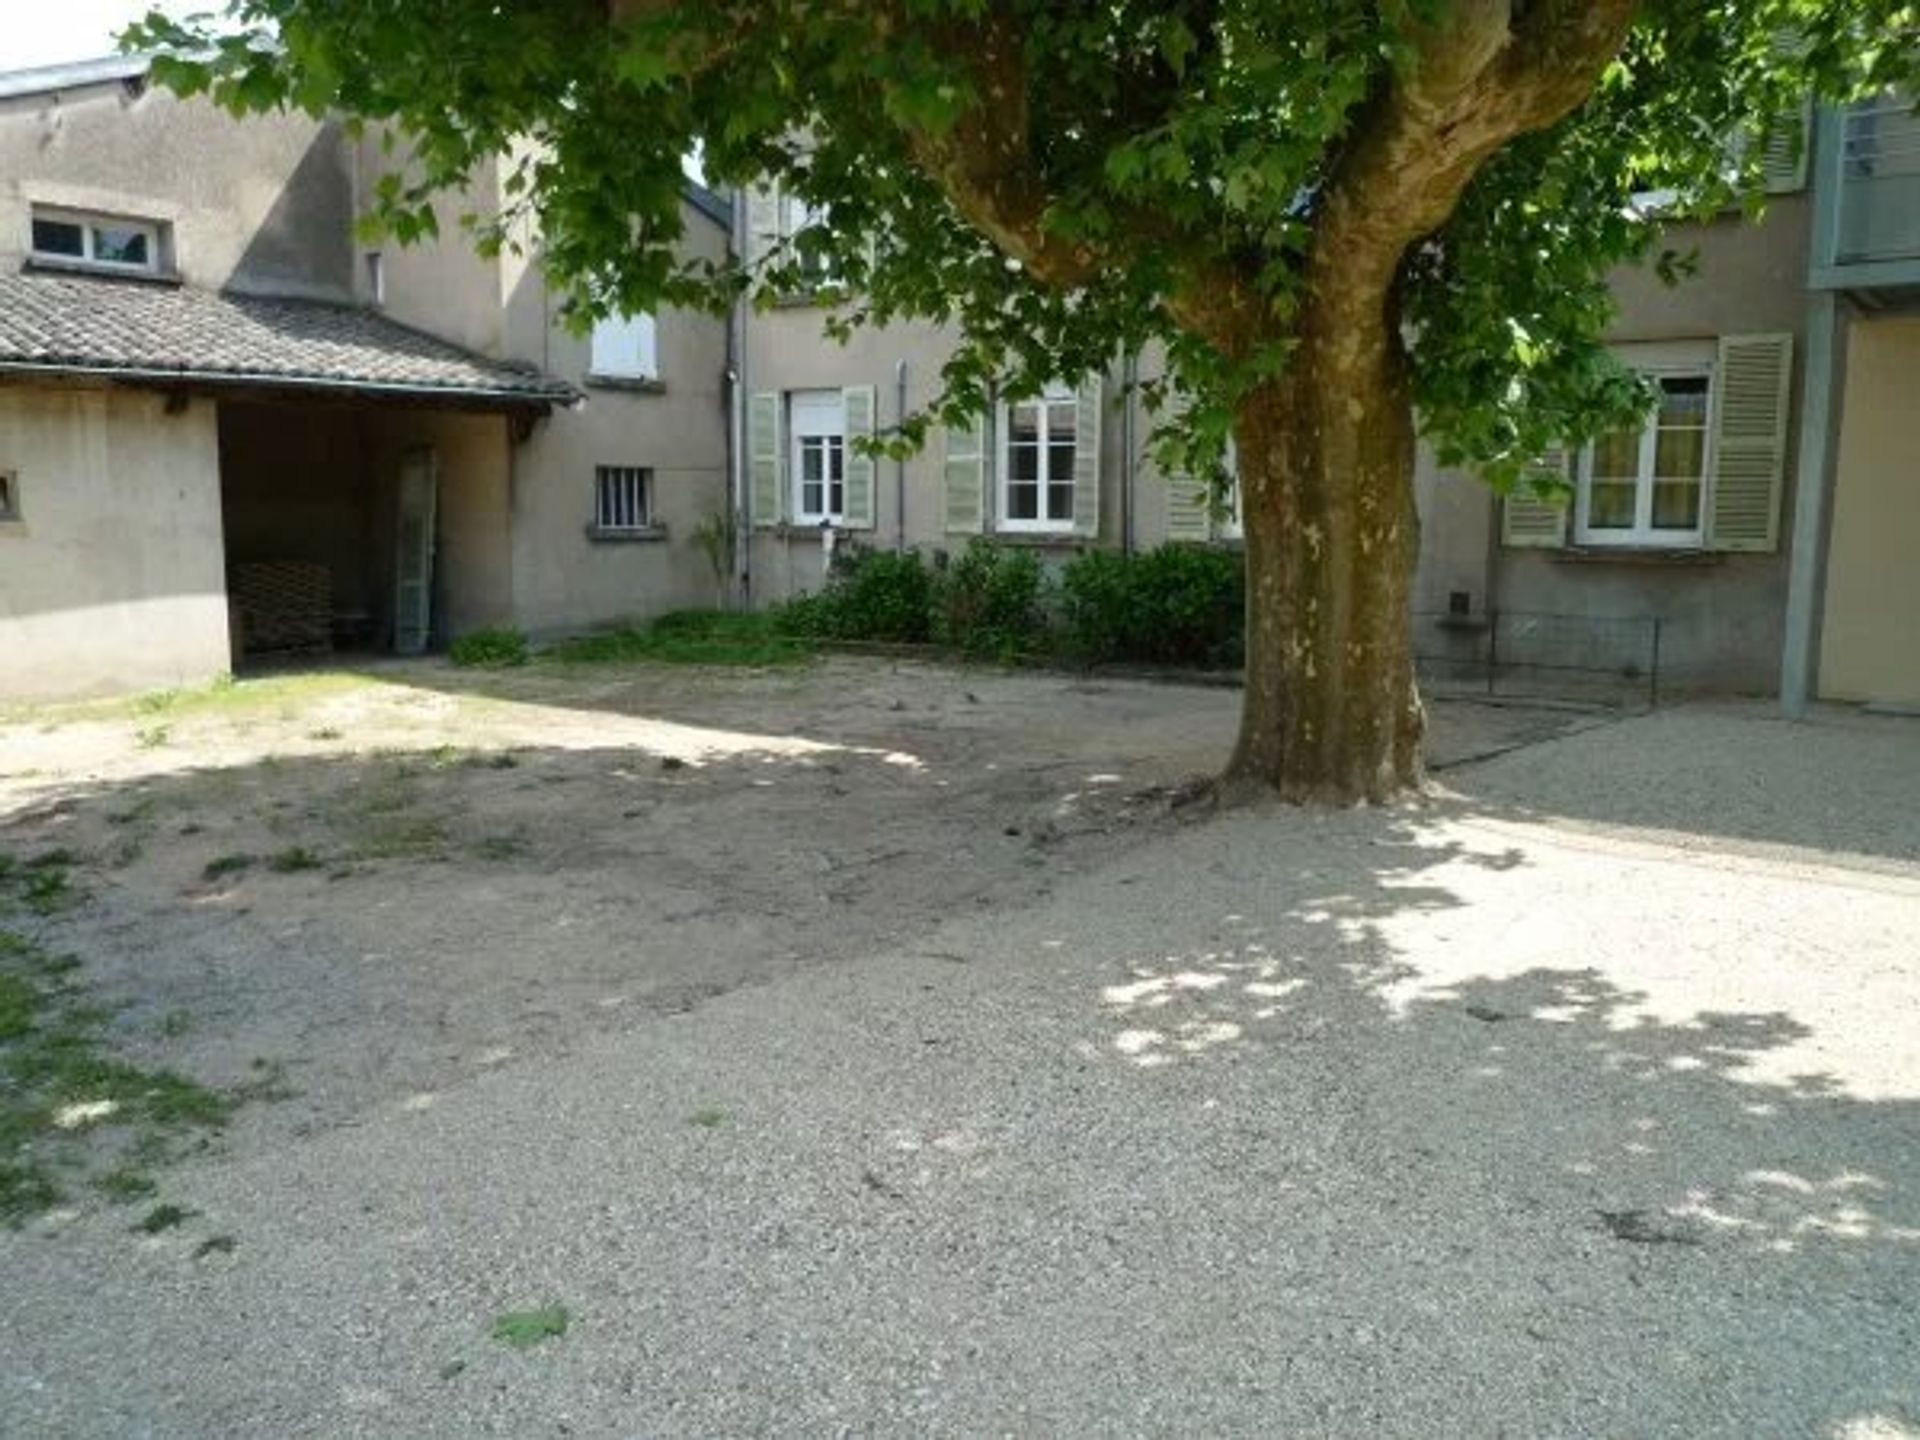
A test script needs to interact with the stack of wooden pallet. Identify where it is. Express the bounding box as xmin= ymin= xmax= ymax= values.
xmin=229 ymin=561 xmax=333 ymax=657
